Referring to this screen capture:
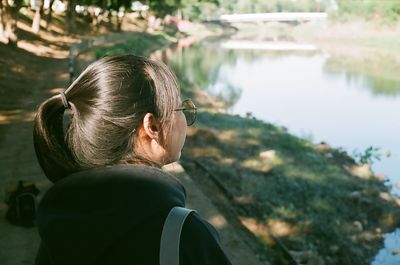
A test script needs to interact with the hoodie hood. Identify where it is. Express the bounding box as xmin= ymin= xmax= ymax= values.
xmin=36 ymin=164 xmax=186 ymax=265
